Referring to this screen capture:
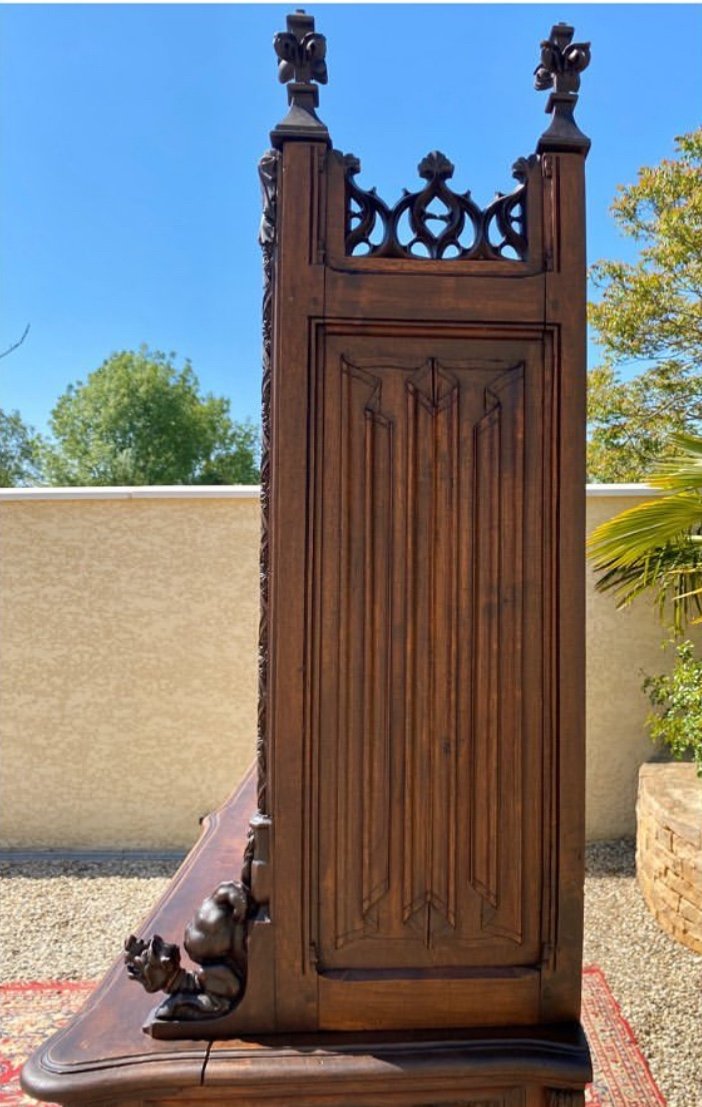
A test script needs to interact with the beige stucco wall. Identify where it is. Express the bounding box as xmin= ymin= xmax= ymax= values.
xmin=584 ymin=488 xmax=685 ymax=841
xmin=0 ymin=485 xmax=676 ymax=849
xmin=0 ymin=489 xmax=260 ymax=850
